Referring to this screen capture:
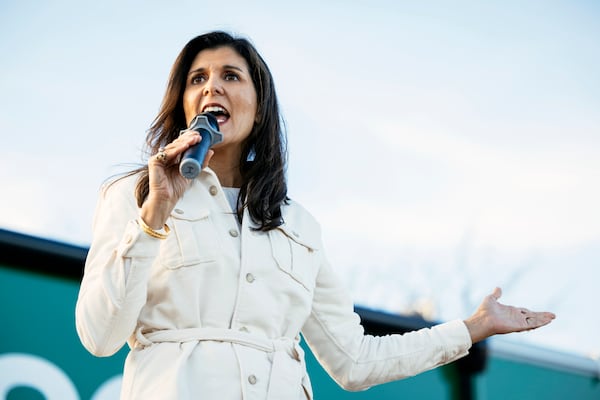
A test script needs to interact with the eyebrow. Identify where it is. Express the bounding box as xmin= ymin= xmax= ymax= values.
xmin=188 ymin=64 xmax=246 ymax=76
